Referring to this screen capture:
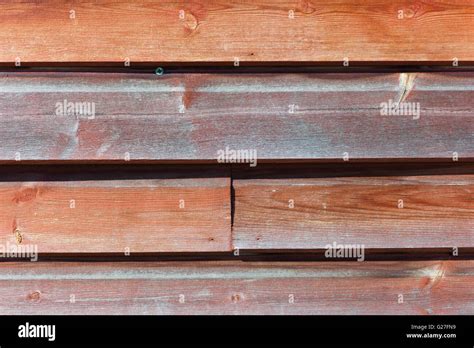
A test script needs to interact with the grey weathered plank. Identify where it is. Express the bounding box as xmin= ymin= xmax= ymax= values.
xmin=0 ymin=72 xmax=473 ymax=162
xmin=0 ymin=261 xmax=472 ymax=314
